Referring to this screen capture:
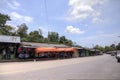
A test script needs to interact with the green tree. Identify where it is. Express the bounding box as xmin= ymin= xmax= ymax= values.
xmin=17 ymin=23 xmax=28 ymax=41
xmin=110 ymin=44 xmax=116 ymax=50
xmin=48 ymin=32 xmax=59 ymax=43
xmin=0 ymin=13 xmax=11 ymax=27
xmin=28 ymin=30 xmax=43 ymax=42
xmin=43 ymin=37 xmax=49 ymax=43
xmin=116 ymin=43 xmax=120 ymax=50
xmin=0 ymin=13 xmax=14 ymax=35
xmin=94 ymin=45 xmax=104 ymax=52
xmin=104 ymin=46 xmax=113 ymax=52
xmin=64 ymin=39 xmax=73 ymax=46
xmin=0 ymin=25 xmax=15 ymax=35
xmin=17 ymin=23 xmax=28 ymax=37
xmin=59 ymin=36 xmax=66 ymax=44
